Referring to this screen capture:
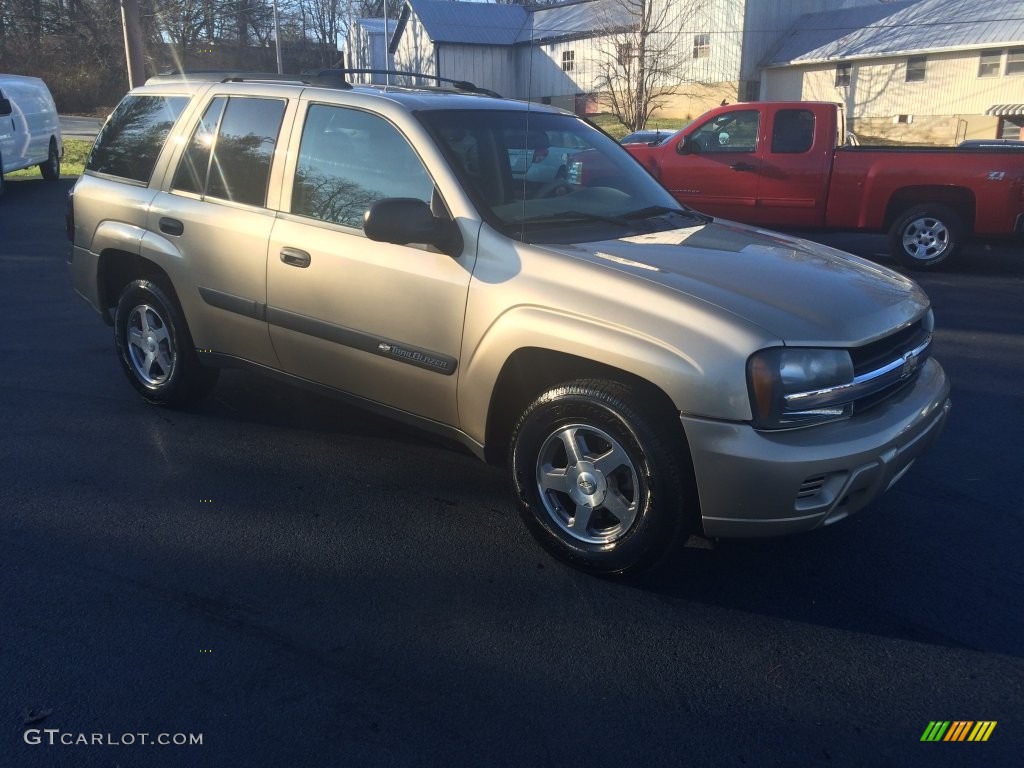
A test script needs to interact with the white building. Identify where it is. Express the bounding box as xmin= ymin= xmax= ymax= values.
xmin=762 ymin=0 xmax=1024 ymax=143
xmin=376 ymin=0 xmax=868 ymax=118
